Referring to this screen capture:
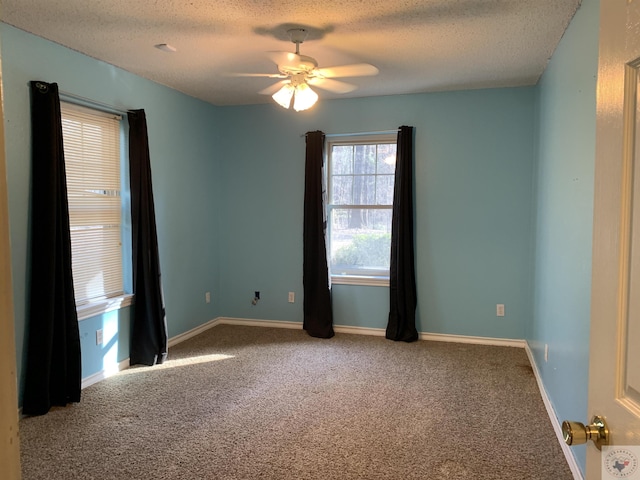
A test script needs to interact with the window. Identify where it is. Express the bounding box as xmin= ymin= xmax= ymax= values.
xmin=327 ymin=134 xmax=397 ymax=286
xmin=61 ymin=102 xmax=132 ymax=319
